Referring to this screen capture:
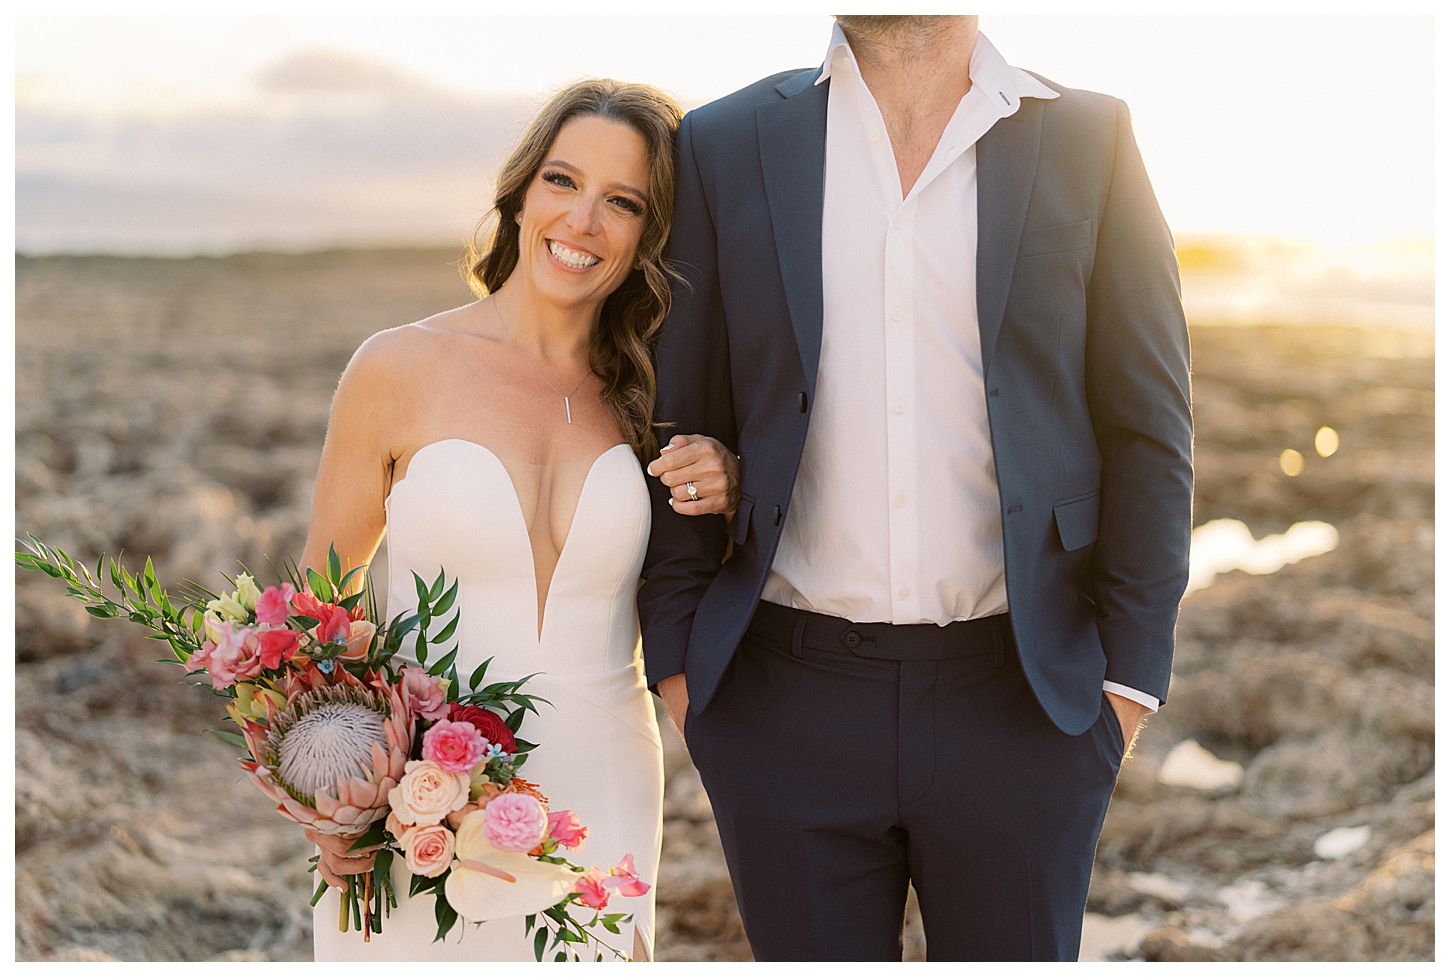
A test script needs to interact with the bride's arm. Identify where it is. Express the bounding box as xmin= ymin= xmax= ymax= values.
xmin=298 ymin=335 xmax=401 ymax=587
